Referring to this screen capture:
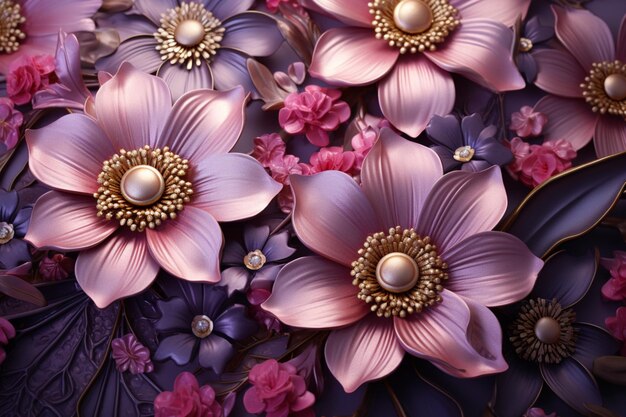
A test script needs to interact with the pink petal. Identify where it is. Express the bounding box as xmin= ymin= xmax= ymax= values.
xmin=309 ymin=28 xmax=399 ymax=87
xmin=311 ymin=0 xmax=372 ymax=27
xmin=594 ymin=116 xmax=626 ymax=158
xmin=449 ymin=0 xmax=530 ymax=26
xmin=291 ymin=172 xmax=381 ymax=267
xmin=426 ymin=19 xmax=524 ymax=92
xmin=444 ymin=231 xmax=542 ymax=306
xmin=419 ymin=166 xmax=507 ymax=255
xmin=552 ymin=5 xmax=615 ymax=72
xmin=394 ymin=289 xmax=507 ymax=377
xmin=325 ymin=316 xmax=404 ymax=393
xmin=159 ymin=87 xmax=247 ymax=160
xmin=618 ymin=16 xmax=626 ymax=62
xmin=379 ymin=56 xmax=454 ymax=137
xmin=25 ymin=191 xmax=117 ymax=251
xmin=262 ymin=256 xmax=369 ymax=328
xmin=26 ymin=114 xmax=114 ymax=194
xmin=534 ymin=95 xmax=598 ymax=150
xmin=533 ymin=49 xmax=586 ymax=98
xmin=146 ymin=206 xmax=222 ymax=283
xmin=95 ymin=62 xmax=172 ymax=151
xmin=157 ymin=61 xmax=214 ymax=101
xmin=361 ymin=128 xmax=443 ymax=229
xmin=22 ymin=0 xmax=100 ymax=36
xmin=76 ymin=231 xmax=159 ymax=308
